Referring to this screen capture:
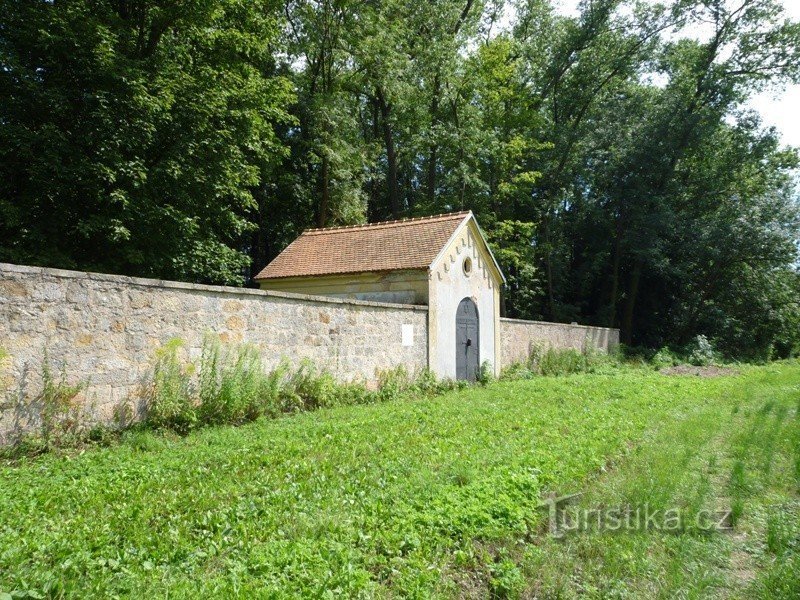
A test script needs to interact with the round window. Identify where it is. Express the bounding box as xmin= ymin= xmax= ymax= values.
xmin=463 ymin=257 xmax=473 ymax=276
